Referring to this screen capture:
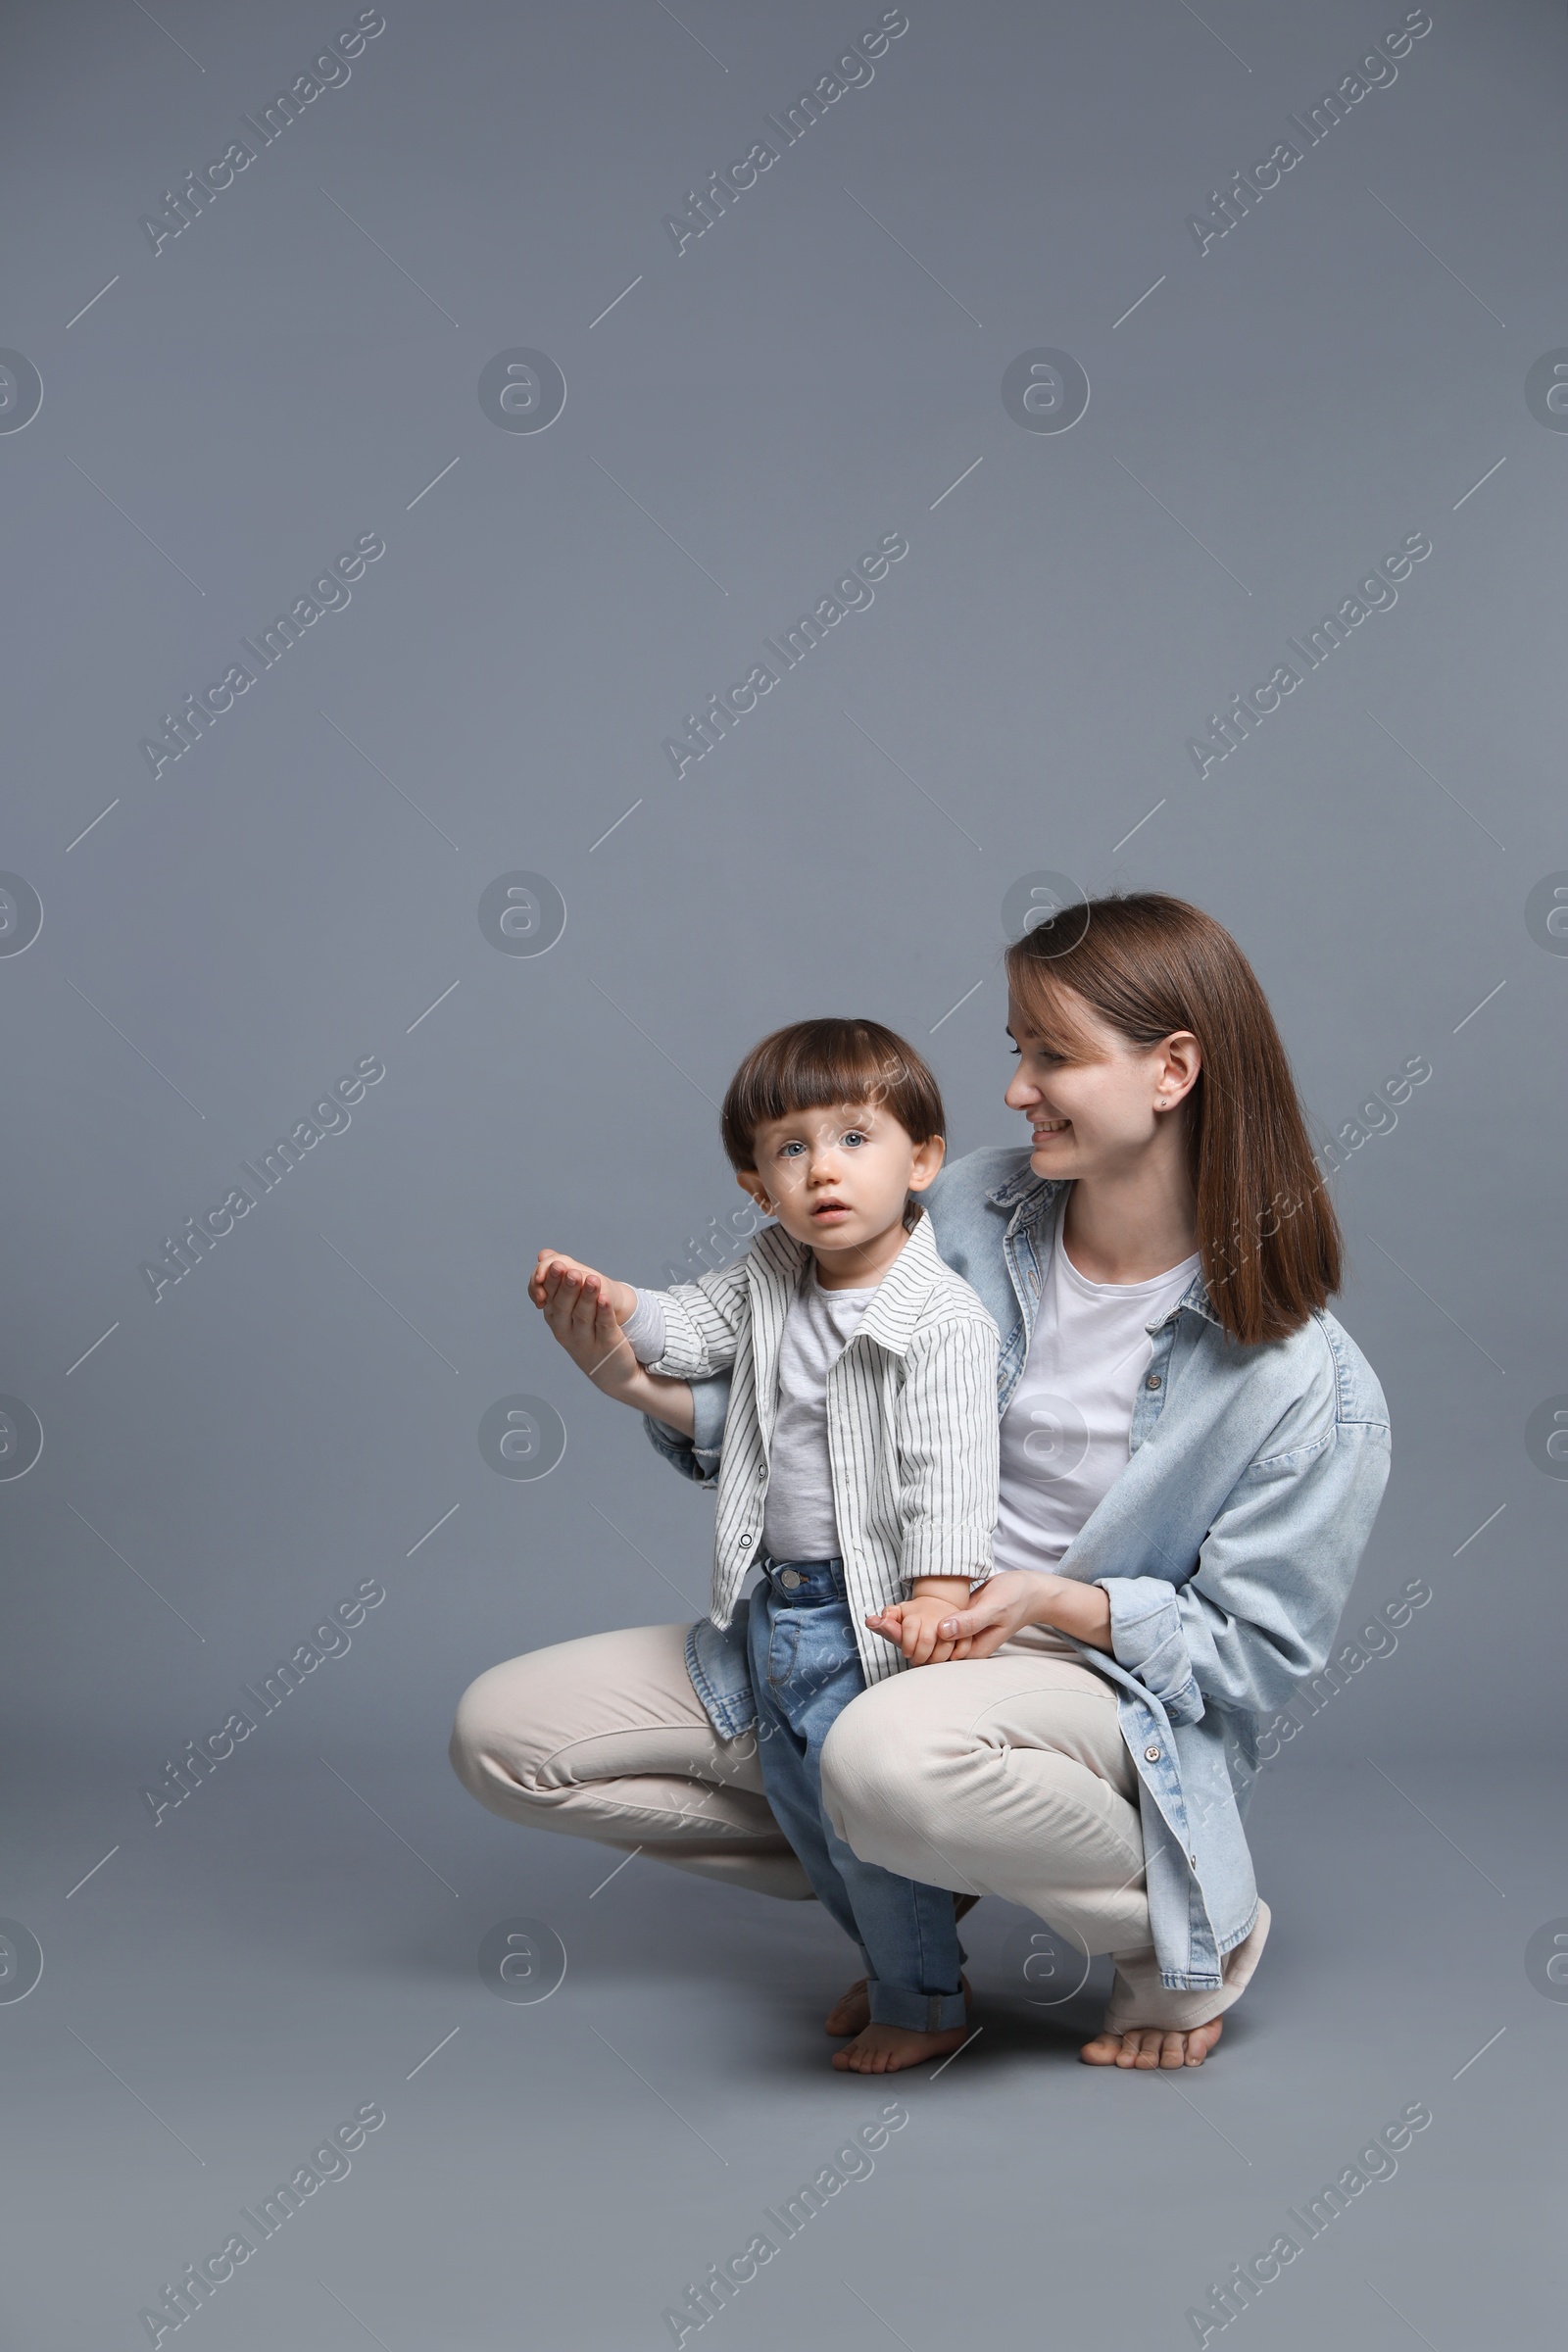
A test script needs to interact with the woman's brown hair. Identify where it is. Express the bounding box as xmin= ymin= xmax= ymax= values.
xmin=1005 ymin=894 xmax=1340 ymax=1346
